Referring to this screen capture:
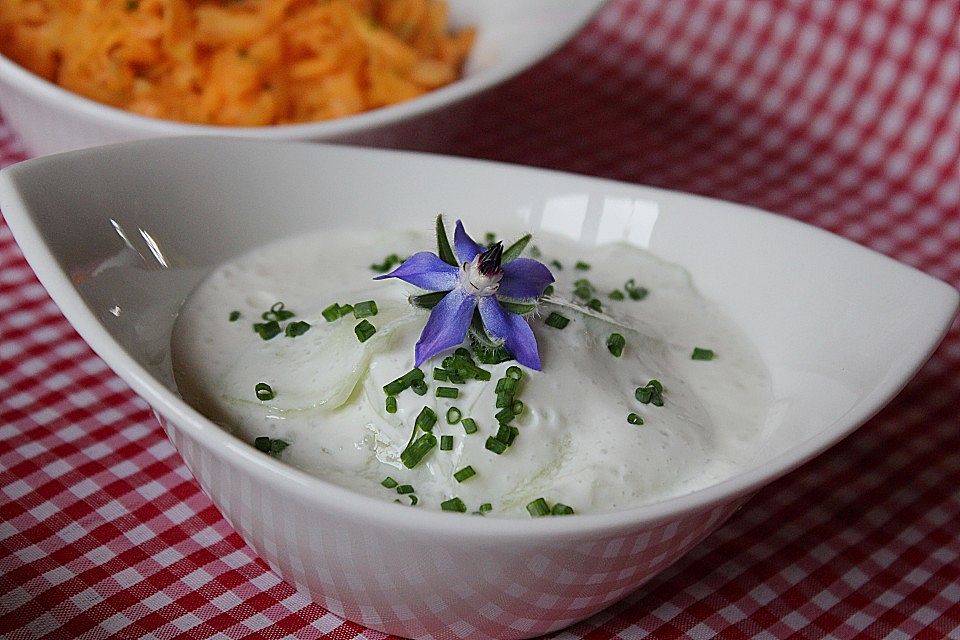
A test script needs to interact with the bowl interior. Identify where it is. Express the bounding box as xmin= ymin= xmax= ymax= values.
xmin=1 ymin=137 xmax=956 ymax=524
